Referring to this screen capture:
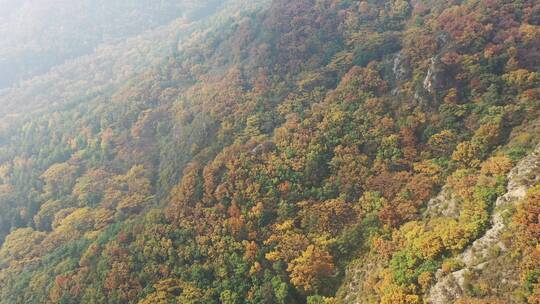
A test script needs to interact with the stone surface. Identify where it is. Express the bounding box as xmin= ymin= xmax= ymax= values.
xmin=427 ymin=144 xmax=540 ymax=303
